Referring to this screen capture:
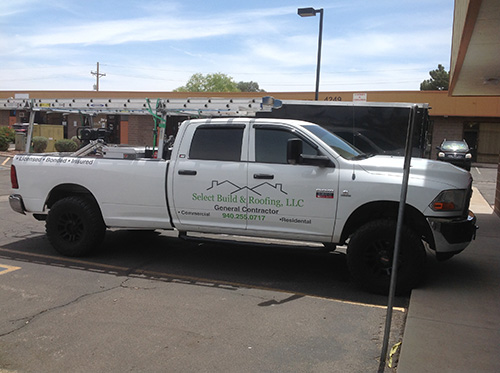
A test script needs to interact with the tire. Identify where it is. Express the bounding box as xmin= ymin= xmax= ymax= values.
xmin=46 ymin=196 xmax=106 ymax=257
xmin=347 ymin=219 xmax=426 ymax=295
